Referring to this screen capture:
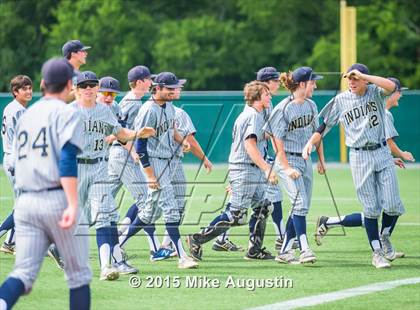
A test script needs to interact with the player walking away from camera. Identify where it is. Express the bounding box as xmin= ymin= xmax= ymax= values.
xmin=154 ymin=86 xmax=213 ymax=260
xmin=0 ymin=76 xmax=32 ymax=255
xmin=187 ymin=81 xmax=279 ymax=261
xmin=213 ymin=67 xmax=286 ymax=253
xmin=118 ymin=72 xmax=198 ymax=269
xmin=107 ymin=66 xmax=166 ymax=260
xmin=314 ymin=76 xmax=413 ymax=261
xmin=71 ymin=71 xmax=155 ymax=280
xmin=266 ymin=67 xmax=325 ymax=265
xmin=0 ymin=58 xmax=91 ymax=310
xmin=303 ymin=64 xmax=403 ymax=269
